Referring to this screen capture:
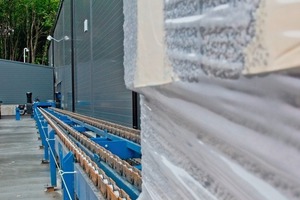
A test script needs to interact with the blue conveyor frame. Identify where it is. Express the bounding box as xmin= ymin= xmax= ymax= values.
xmin=34 ymin=105 xmax=141 ymax=200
